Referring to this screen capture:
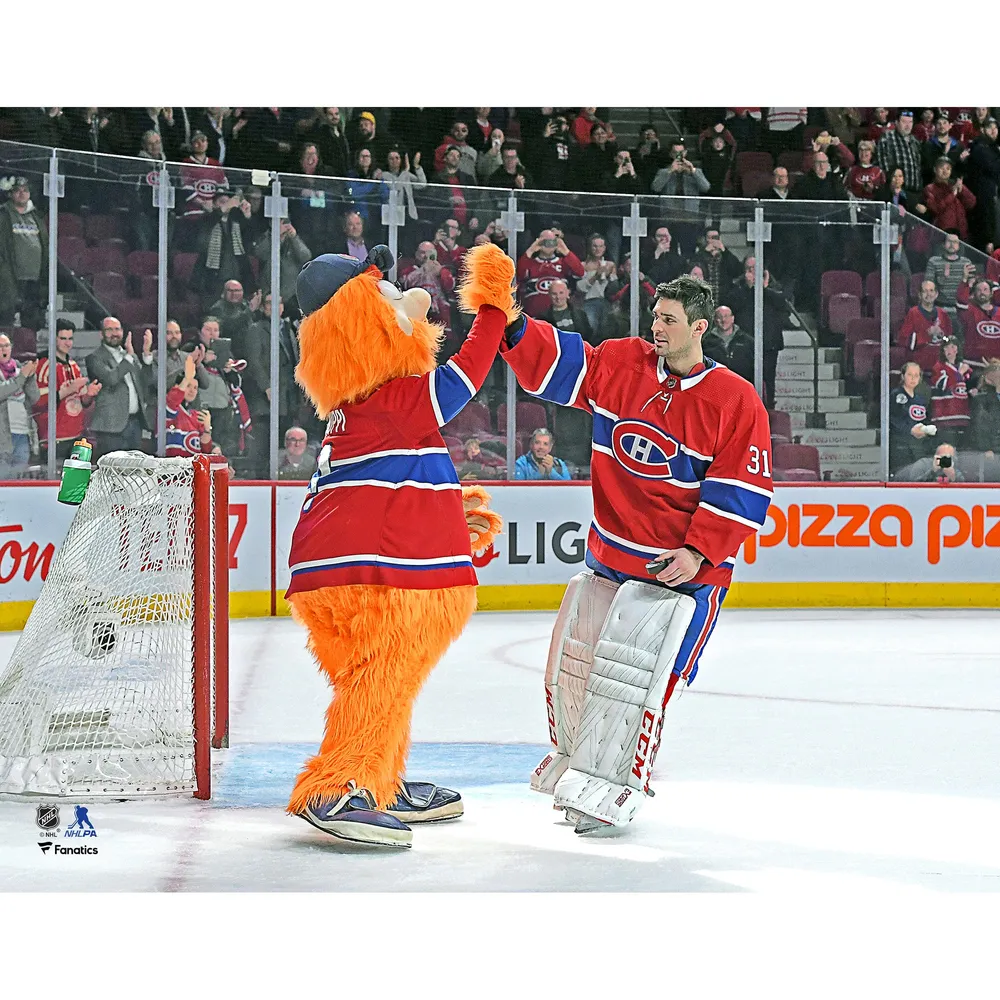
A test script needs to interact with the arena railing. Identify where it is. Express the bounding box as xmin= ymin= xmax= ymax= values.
xmin=0 ymin=138 xmax=994 ymax=486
